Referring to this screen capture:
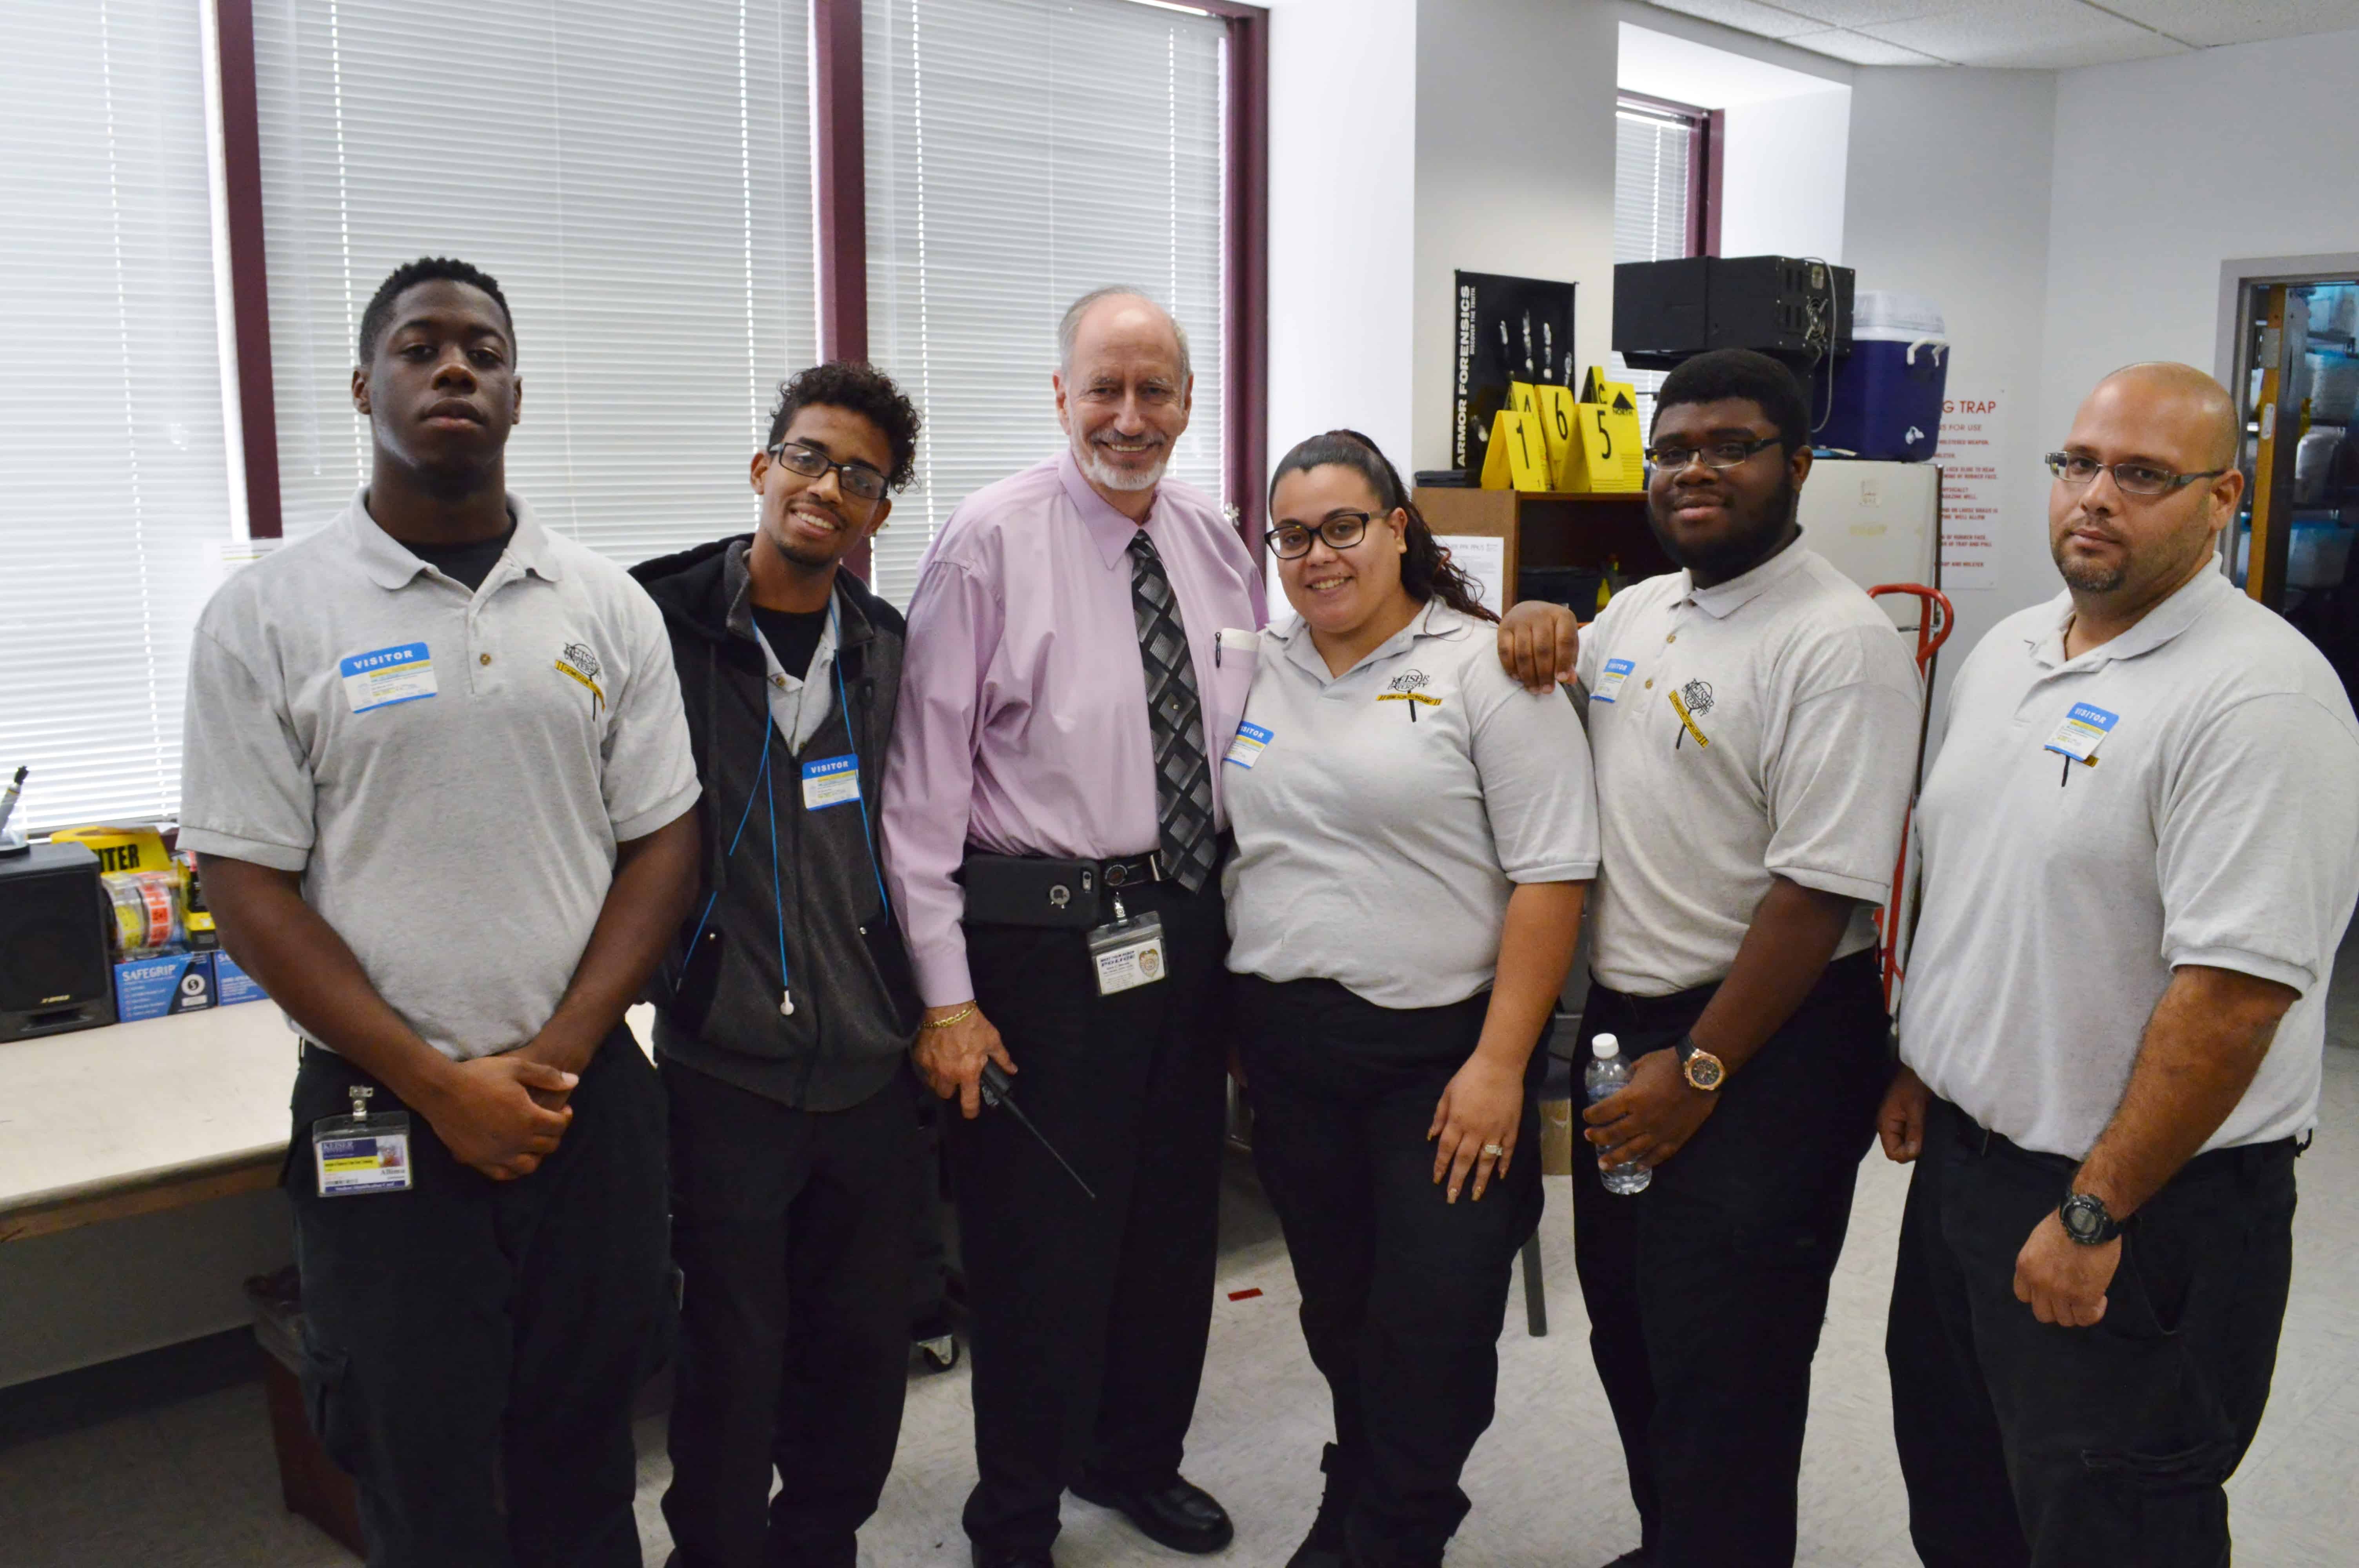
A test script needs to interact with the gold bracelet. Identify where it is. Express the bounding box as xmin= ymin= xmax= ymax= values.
xmin=921 ymin=1004 xmax=976 ymax=1030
